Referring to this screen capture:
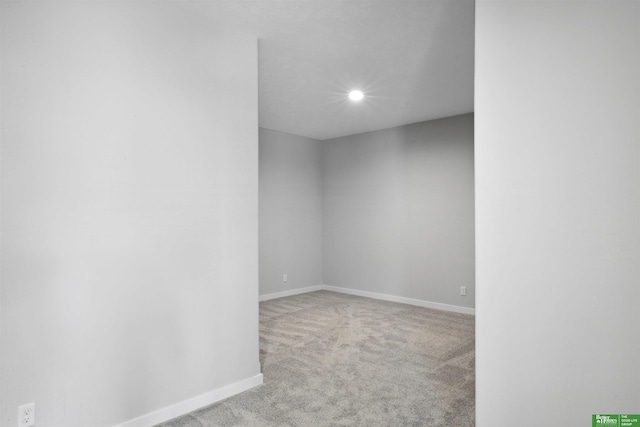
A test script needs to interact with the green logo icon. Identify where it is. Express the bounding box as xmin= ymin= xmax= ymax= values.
xmin=593 ymin=415 xmax=640 ymax=427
